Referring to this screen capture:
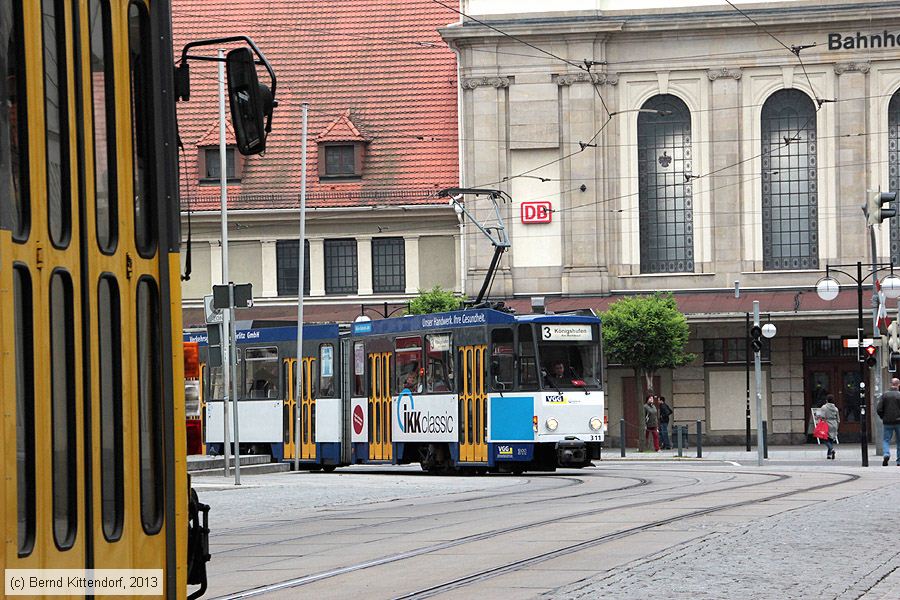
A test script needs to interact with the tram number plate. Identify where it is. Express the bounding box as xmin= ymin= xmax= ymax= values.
xmin=495 ymin=444 xmax=533 ymax=461
xmin=589 ymin=434 xmax=602 ymax=441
